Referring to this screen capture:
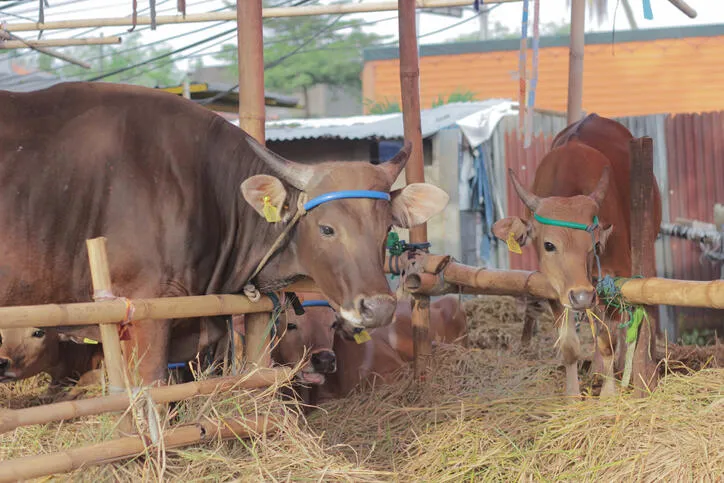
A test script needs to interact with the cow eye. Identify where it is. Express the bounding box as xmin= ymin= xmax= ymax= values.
xmin=543 ymin=242 xmax=556 ymax=252
xmin=287 ymin=323 xmax=297 ymax=331
xmin=32 ymin=329 xmax=45 ymax=338
xmin=319 ymin=225 xmax=335 ymax=237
